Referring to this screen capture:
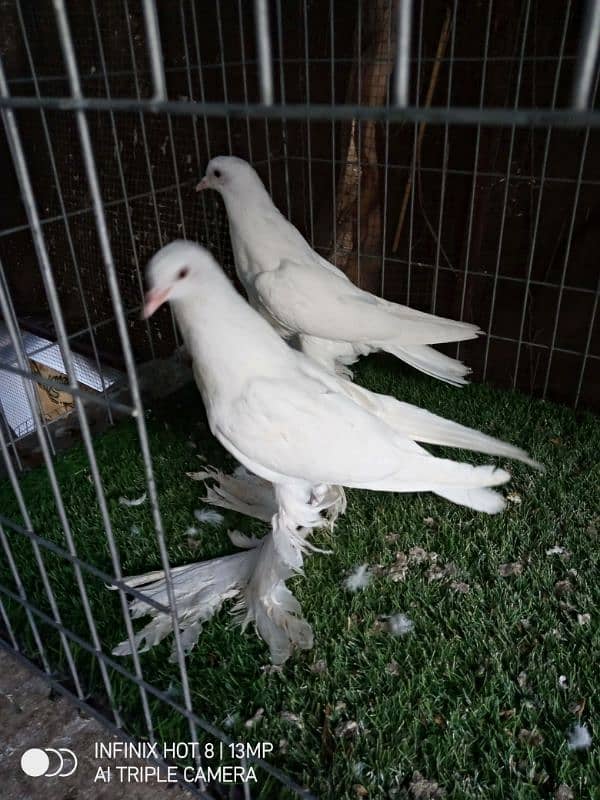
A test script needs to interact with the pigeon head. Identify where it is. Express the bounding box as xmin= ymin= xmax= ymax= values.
xmin=143 ymin=241 xmax=216 ymax=318
xmin=195 ymin=155 xmax=265 ymax=197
